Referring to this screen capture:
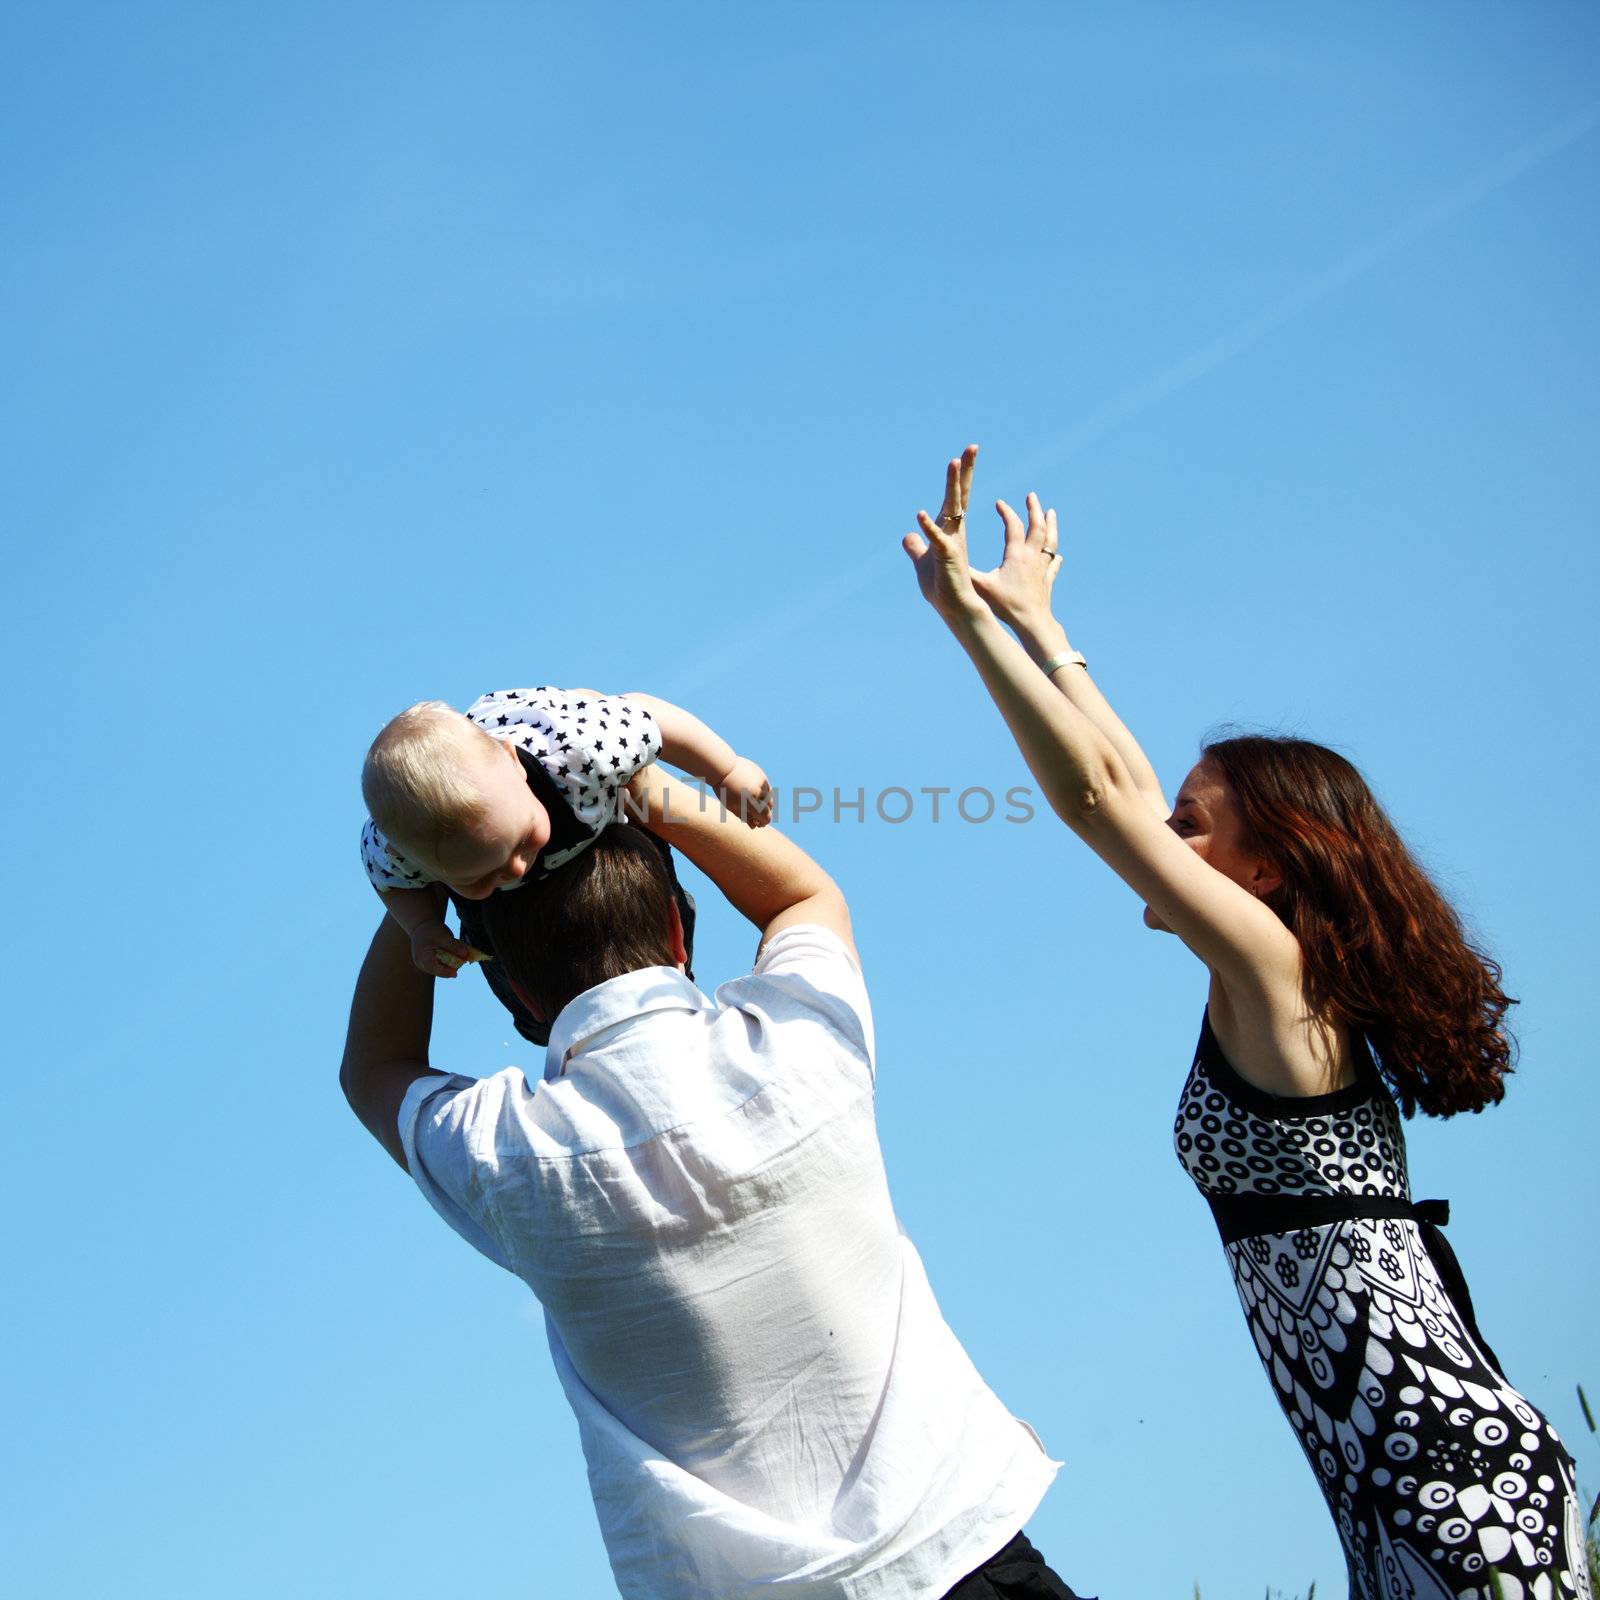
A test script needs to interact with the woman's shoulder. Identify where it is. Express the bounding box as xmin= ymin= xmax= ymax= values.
xmin=1197 ymin=1002 xmax=1382 ymax=1120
